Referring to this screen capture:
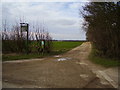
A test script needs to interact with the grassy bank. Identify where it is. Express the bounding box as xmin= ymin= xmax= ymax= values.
xmin=89 ymin=48 xmax=120 ymax=67
xmin=3 ymin=41 xmax=83 ymax=61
